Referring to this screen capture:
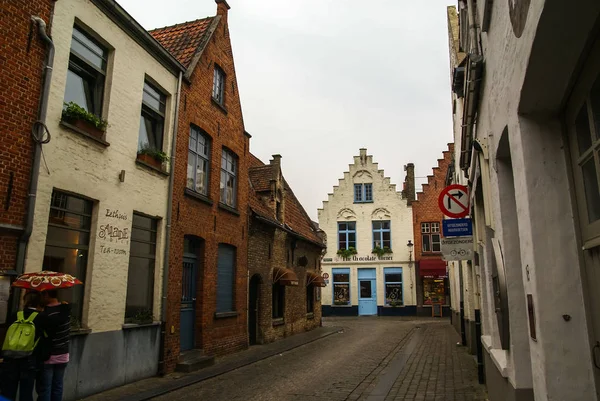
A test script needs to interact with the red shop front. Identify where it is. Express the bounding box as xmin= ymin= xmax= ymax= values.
xmin=419 ymin=259 xmax=449 ymax=306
